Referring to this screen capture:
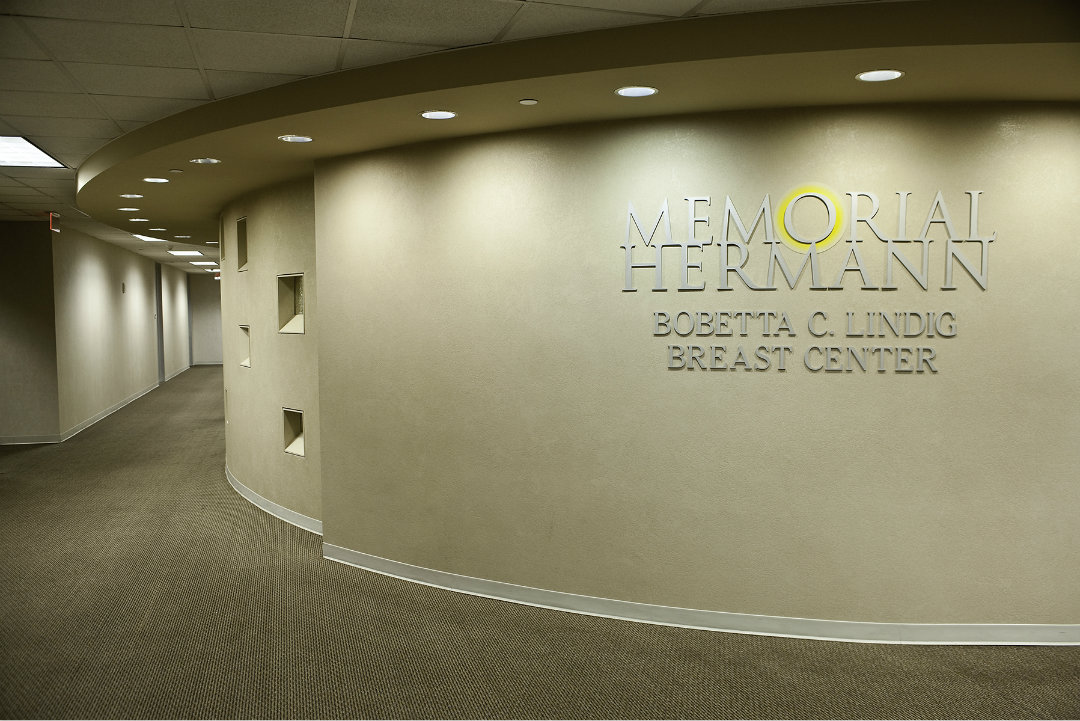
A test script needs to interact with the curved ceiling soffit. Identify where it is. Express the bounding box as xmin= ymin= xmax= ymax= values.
xmin=76 ymin=0 xmax=1080 ymax=241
